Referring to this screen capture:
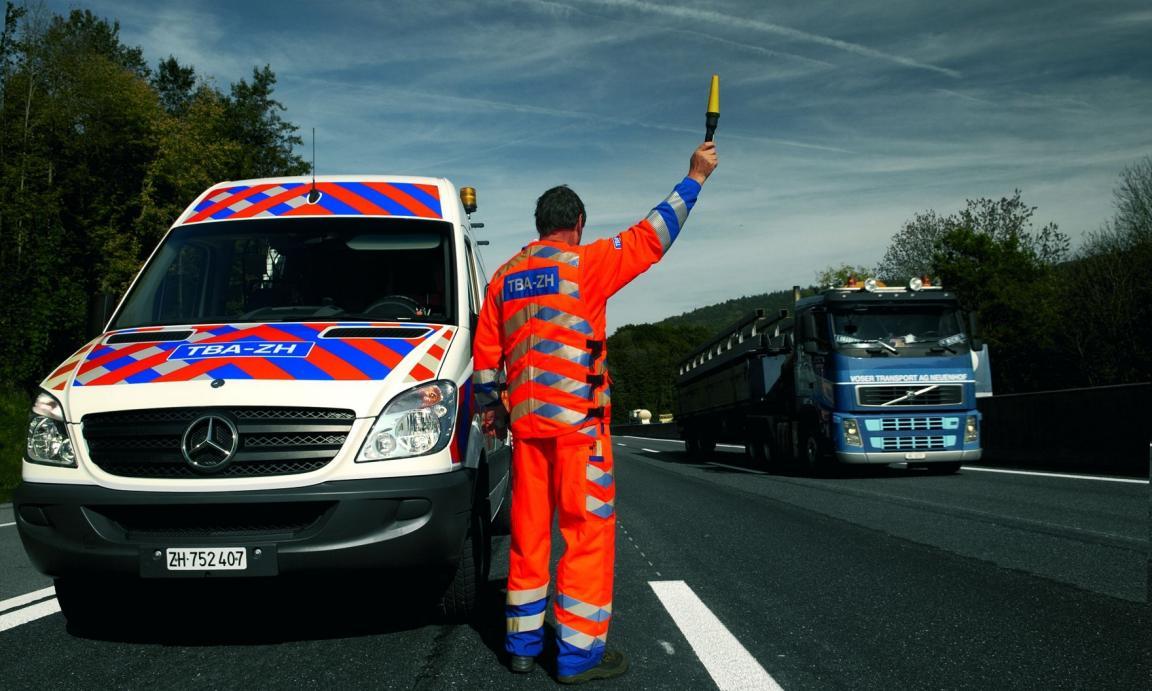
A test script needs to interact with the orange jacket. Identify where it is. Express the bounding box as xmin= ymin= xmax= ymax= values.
xmin=473 ymin=177 xmax=702 ymax=438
